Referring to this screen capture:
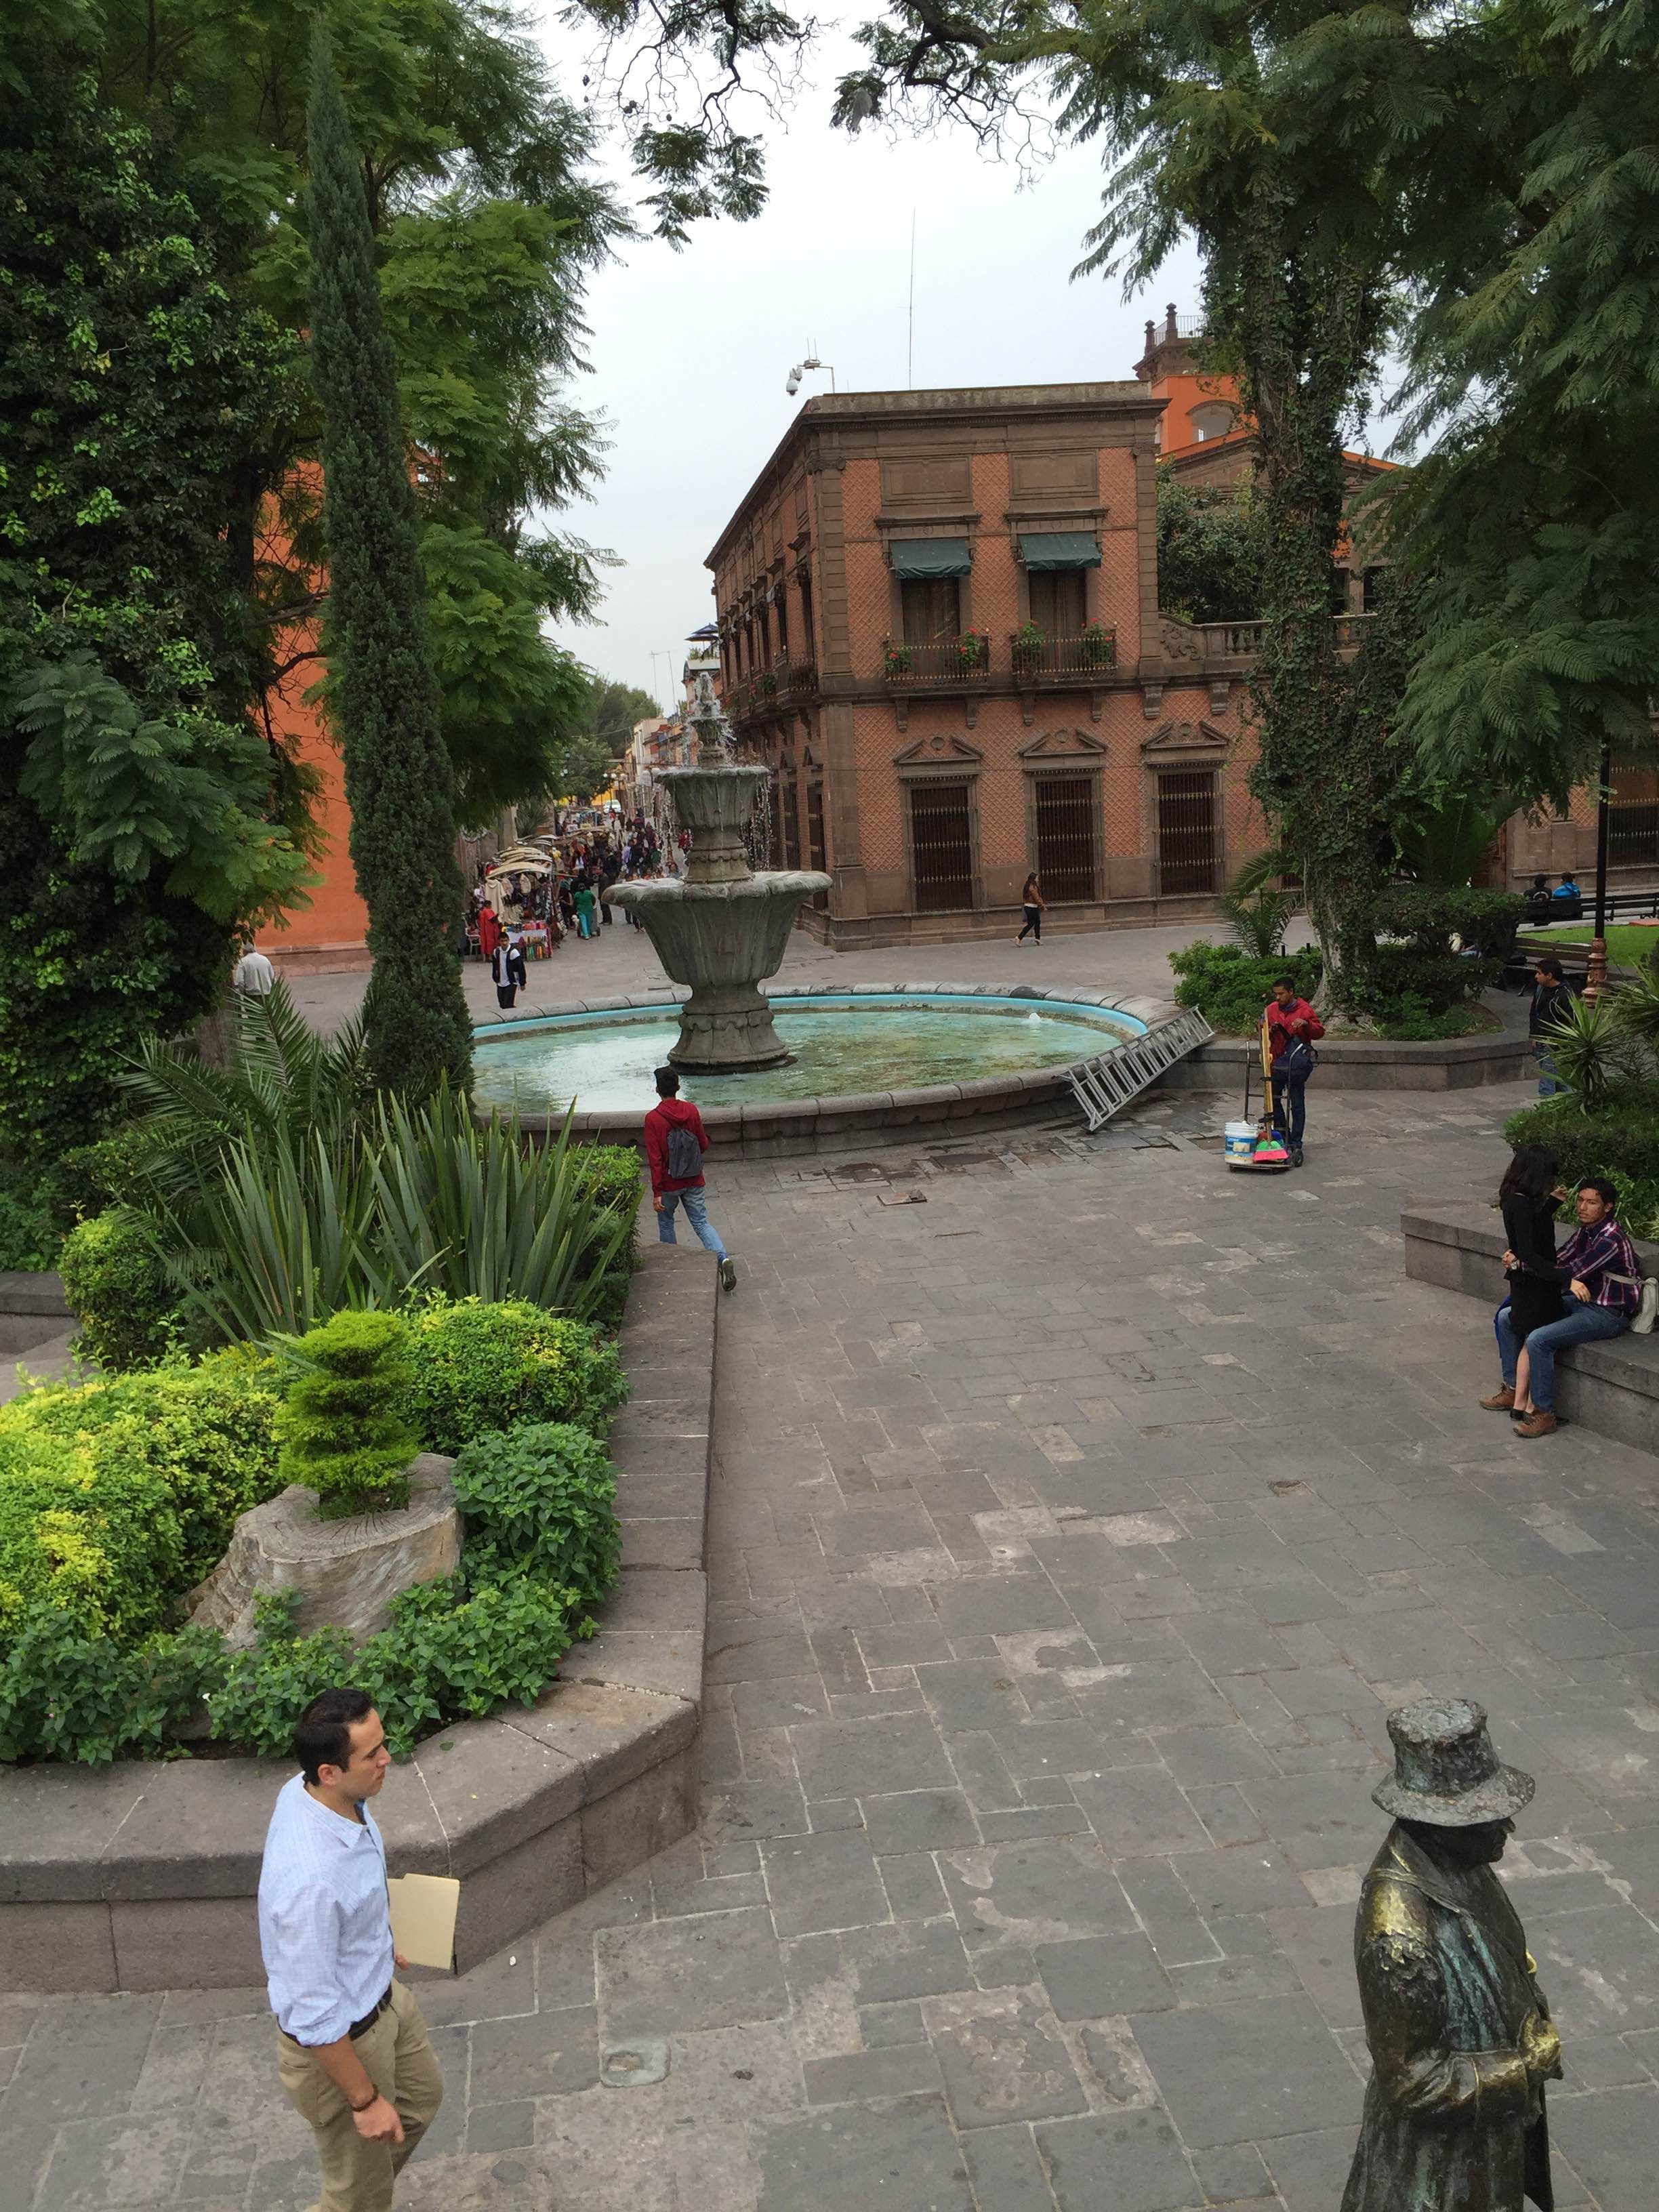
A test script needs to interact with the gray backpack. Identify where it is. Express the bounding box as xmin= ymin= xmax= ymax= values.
xmin=665 ymin=1122 xmax=702 ymax=1180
